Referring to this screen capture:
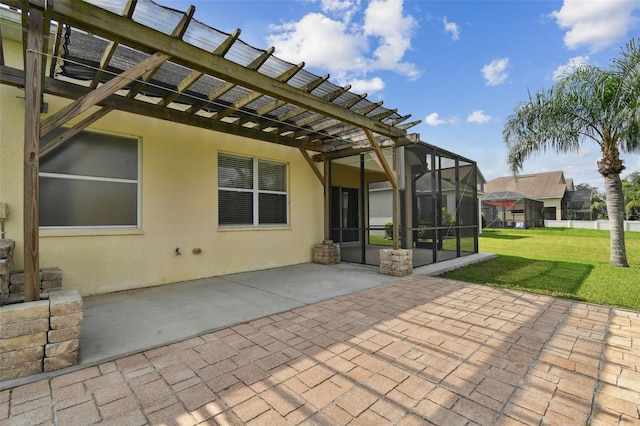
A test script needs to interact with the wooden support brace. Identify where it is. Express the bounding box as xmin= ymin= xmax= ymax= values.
xmin=40 ymin=106 xmax=114 ymax=157
xmin=364 ymin=128 xmax=399 ymax=249
xmin=298 ymin=147 xmax=324 ymax=186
